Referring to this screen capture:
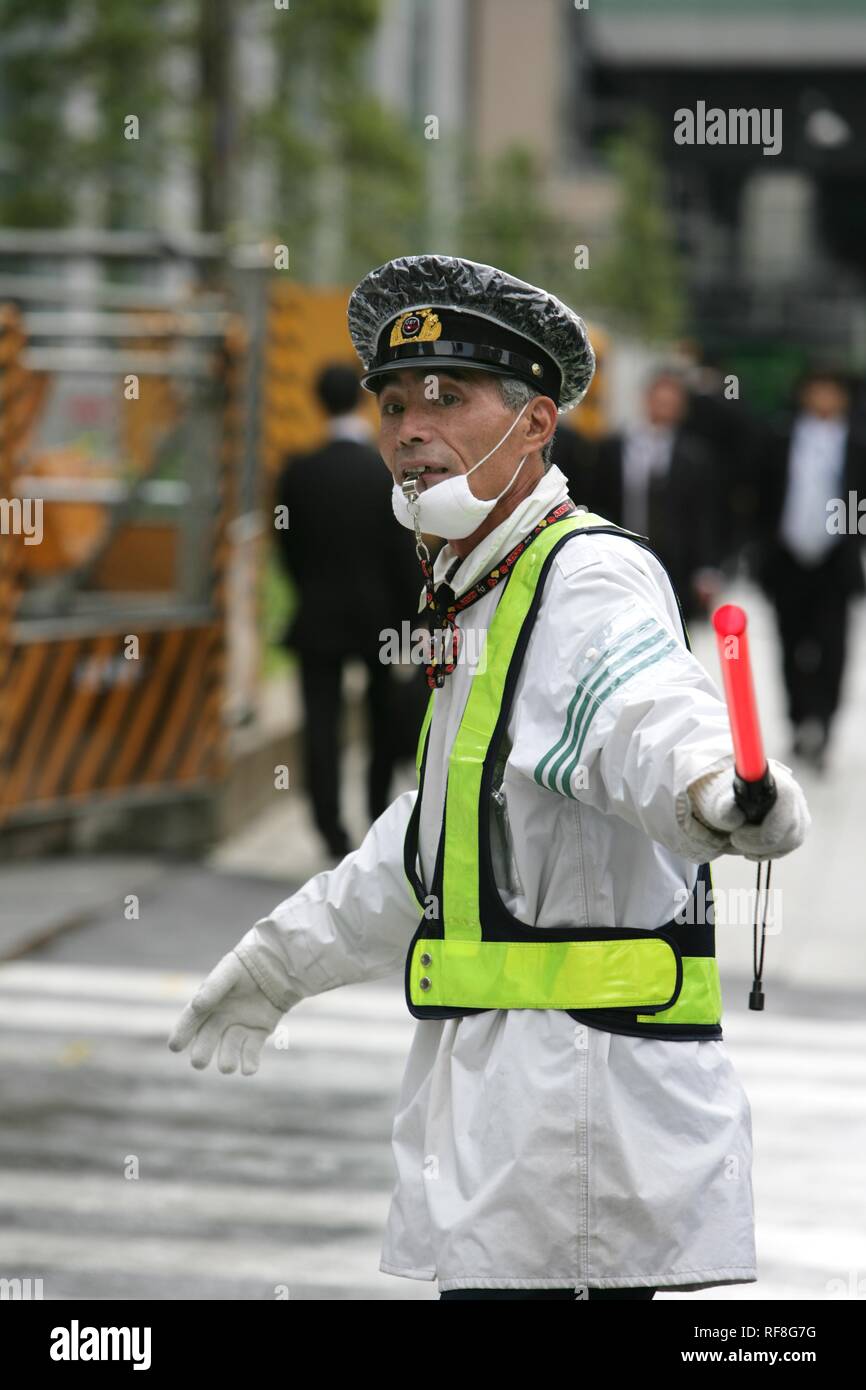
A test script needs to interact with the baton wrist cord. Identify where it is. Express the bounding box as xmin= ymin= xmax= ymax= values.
xmin=751 ymin=858 xmax=771 ymax=1011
